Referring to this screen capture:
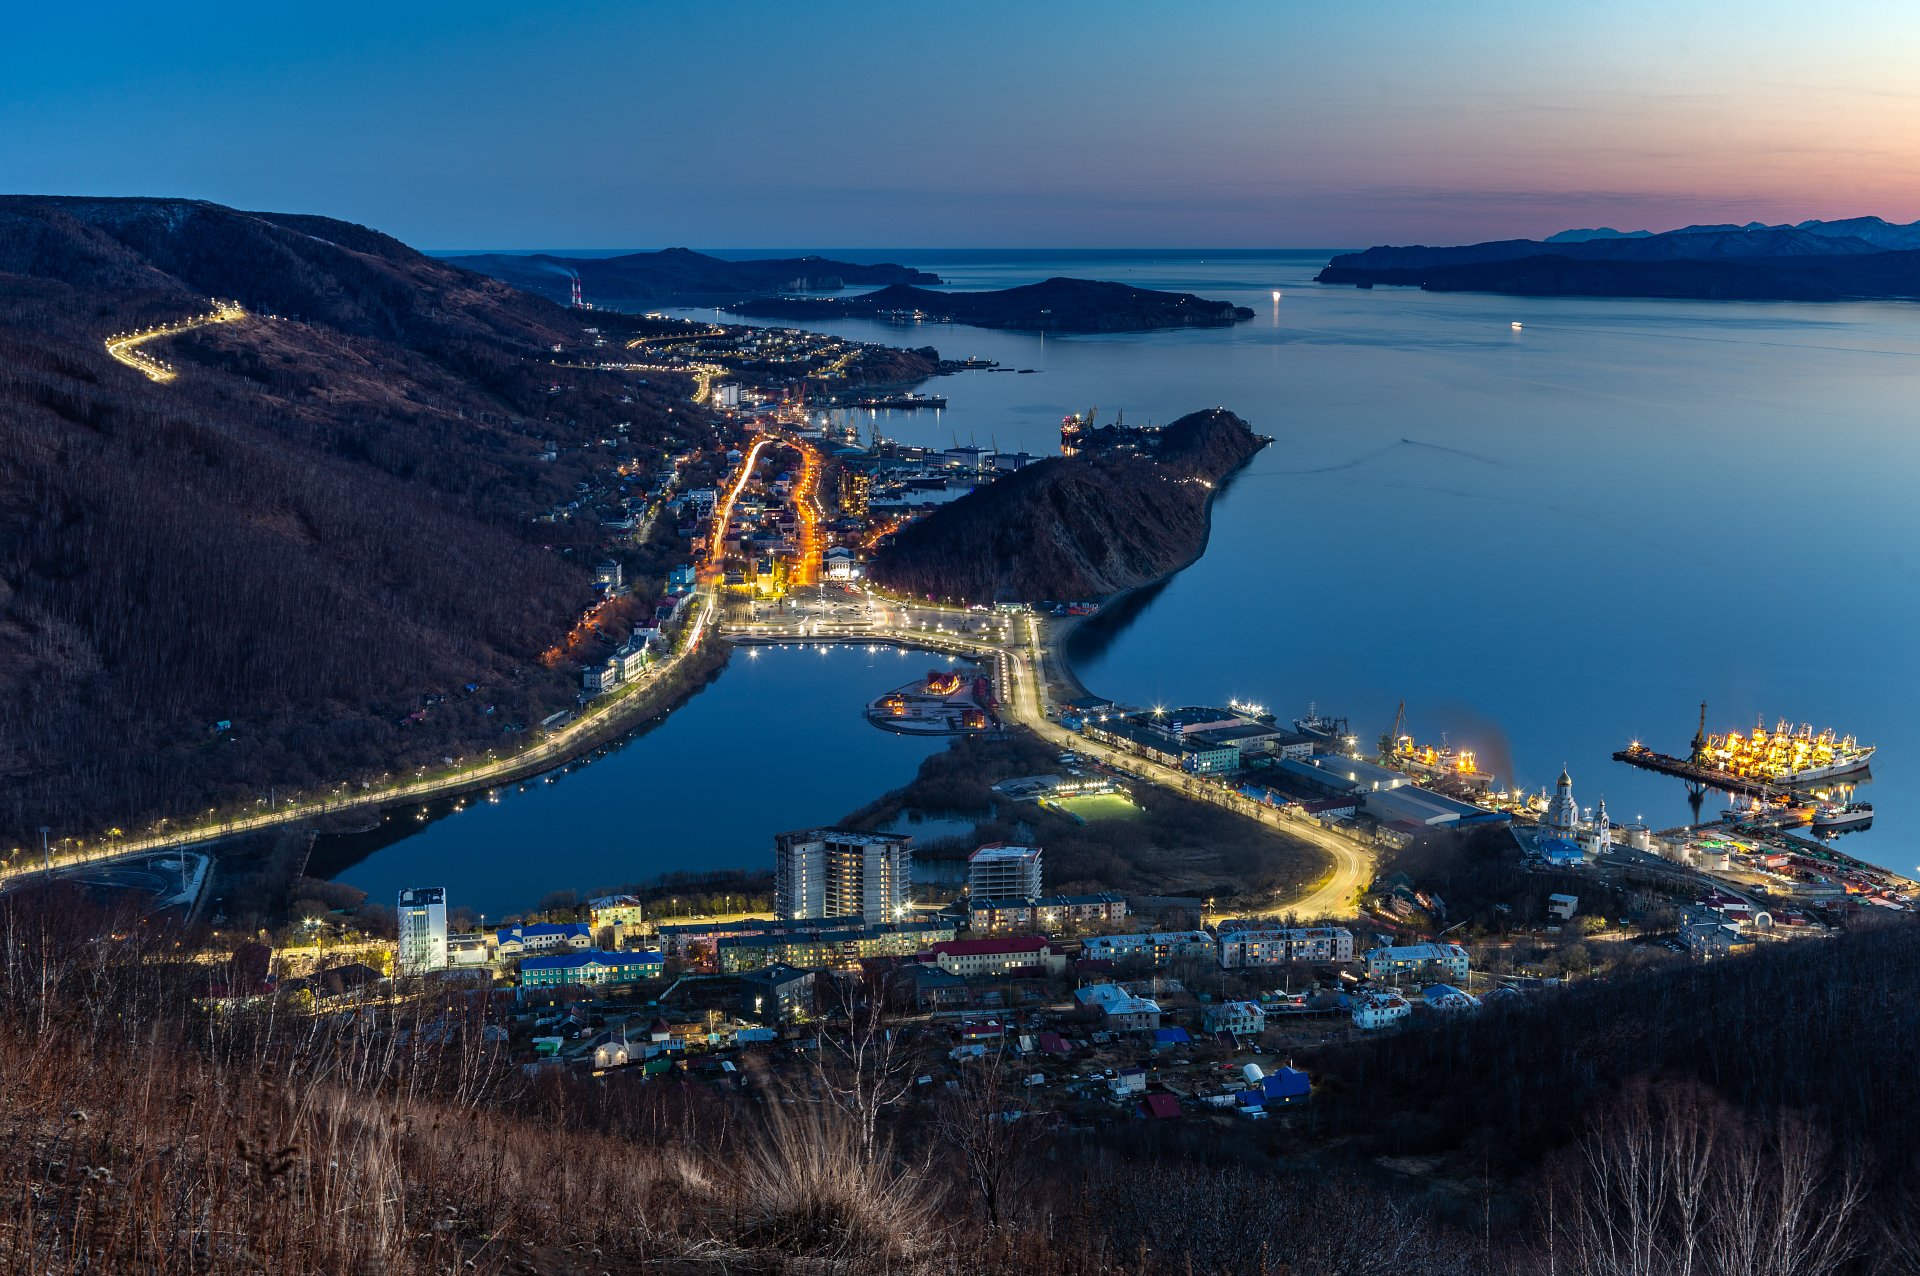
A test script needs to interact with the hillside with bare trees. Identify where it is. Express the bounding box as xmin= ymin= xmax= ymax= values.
xmin=0 ymin=197 xmax=713 ymax=850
